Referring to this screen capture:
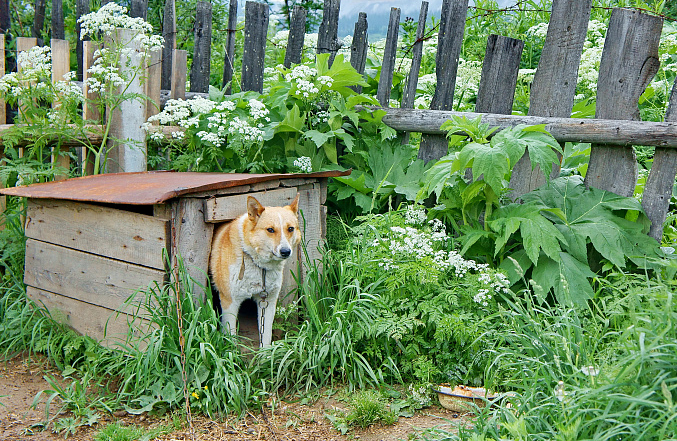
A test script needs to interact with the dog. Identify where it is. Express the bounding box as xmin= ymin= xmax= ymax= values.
xmin=209 ymin=194 xmax=300 ymax=347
